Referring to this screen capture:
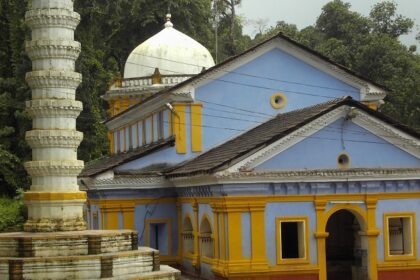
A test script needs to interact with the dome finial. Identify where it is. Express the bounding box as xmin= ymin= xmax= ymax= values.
xmin=164 ymin=6 xmax=173 ymax=28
